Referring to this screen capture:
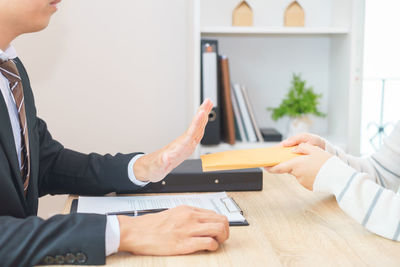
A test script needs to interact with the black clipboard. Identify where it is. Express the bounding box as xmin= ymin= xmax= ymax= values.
xmin=219 ymin=197 xmax=249 ymax=226
xmin=70 ymin=198 xmax=249 ymax=226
